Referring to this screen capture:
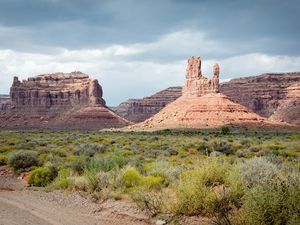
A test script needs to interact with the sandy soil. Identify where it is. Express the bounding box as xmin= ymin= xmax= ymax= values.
xmin=0 ymin=166 xmax=152 ymax=225
xmin=0 ymin=166 xmax=209 ymax=225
